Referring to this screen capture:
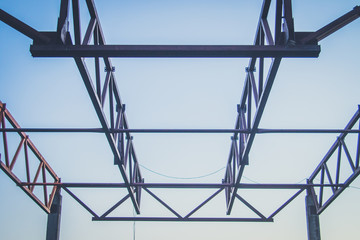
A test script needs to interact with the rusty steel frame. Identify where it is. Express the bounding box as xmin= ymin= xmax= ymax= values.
xmin=0 ymin=0 xmax=360 ymax=230
xmin=0 ymin=102 xmax=60 ymax=213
